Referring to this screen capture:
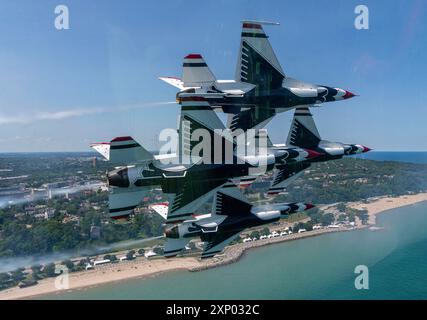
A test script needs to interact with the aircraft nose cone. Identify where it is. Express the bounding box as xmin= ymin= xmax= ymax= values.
xmin=362 ymin=146 xmax=372 ymax=153
xmin=343 ymin=90 xmax=357 ymax=99
xmin=305 ymin=203 xmax=315 ymax=210
xmin=108 ymin=168 xmax=130 ymax=188
xmin=304 ymin=149 xmax=323 ymax=159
